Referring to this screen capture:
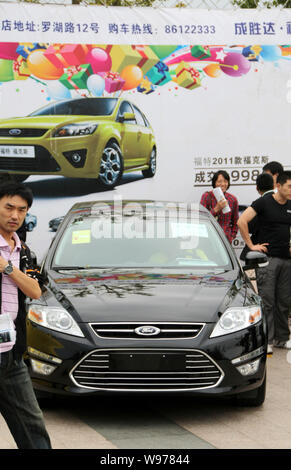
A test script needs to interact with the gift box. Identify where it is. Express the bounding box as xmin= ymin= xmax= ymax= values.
xmin=175 ymin=61 xmax=201 ymax=90
xmin=280 ymin=45 xmax=291 ymax=56
xmin=13 ymin=57 xmax=30 ymax=80
xmin=60 ymin=64 xmax=93 ymax=90
xmin=60 ymin=44 xmax=90 ymax=66
xmin=191 ymin=45 xmax=211 ymax=60
xmin=146 ymin=61 xmax=171 ymax=86
xmin=137 ymin=77 xmax=155 ymax=94
xmin=99 ymin=71 xmax=125 ymax=93
xmin=44 ymin=44 xmax=70 ymax=69
xmin=131 ymin=45 xmax=159 ymax=74
xmin=16 ymin=43 xmax=47 ymax=59
xmin=98 ymin=45 xmax=159 ymax=74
